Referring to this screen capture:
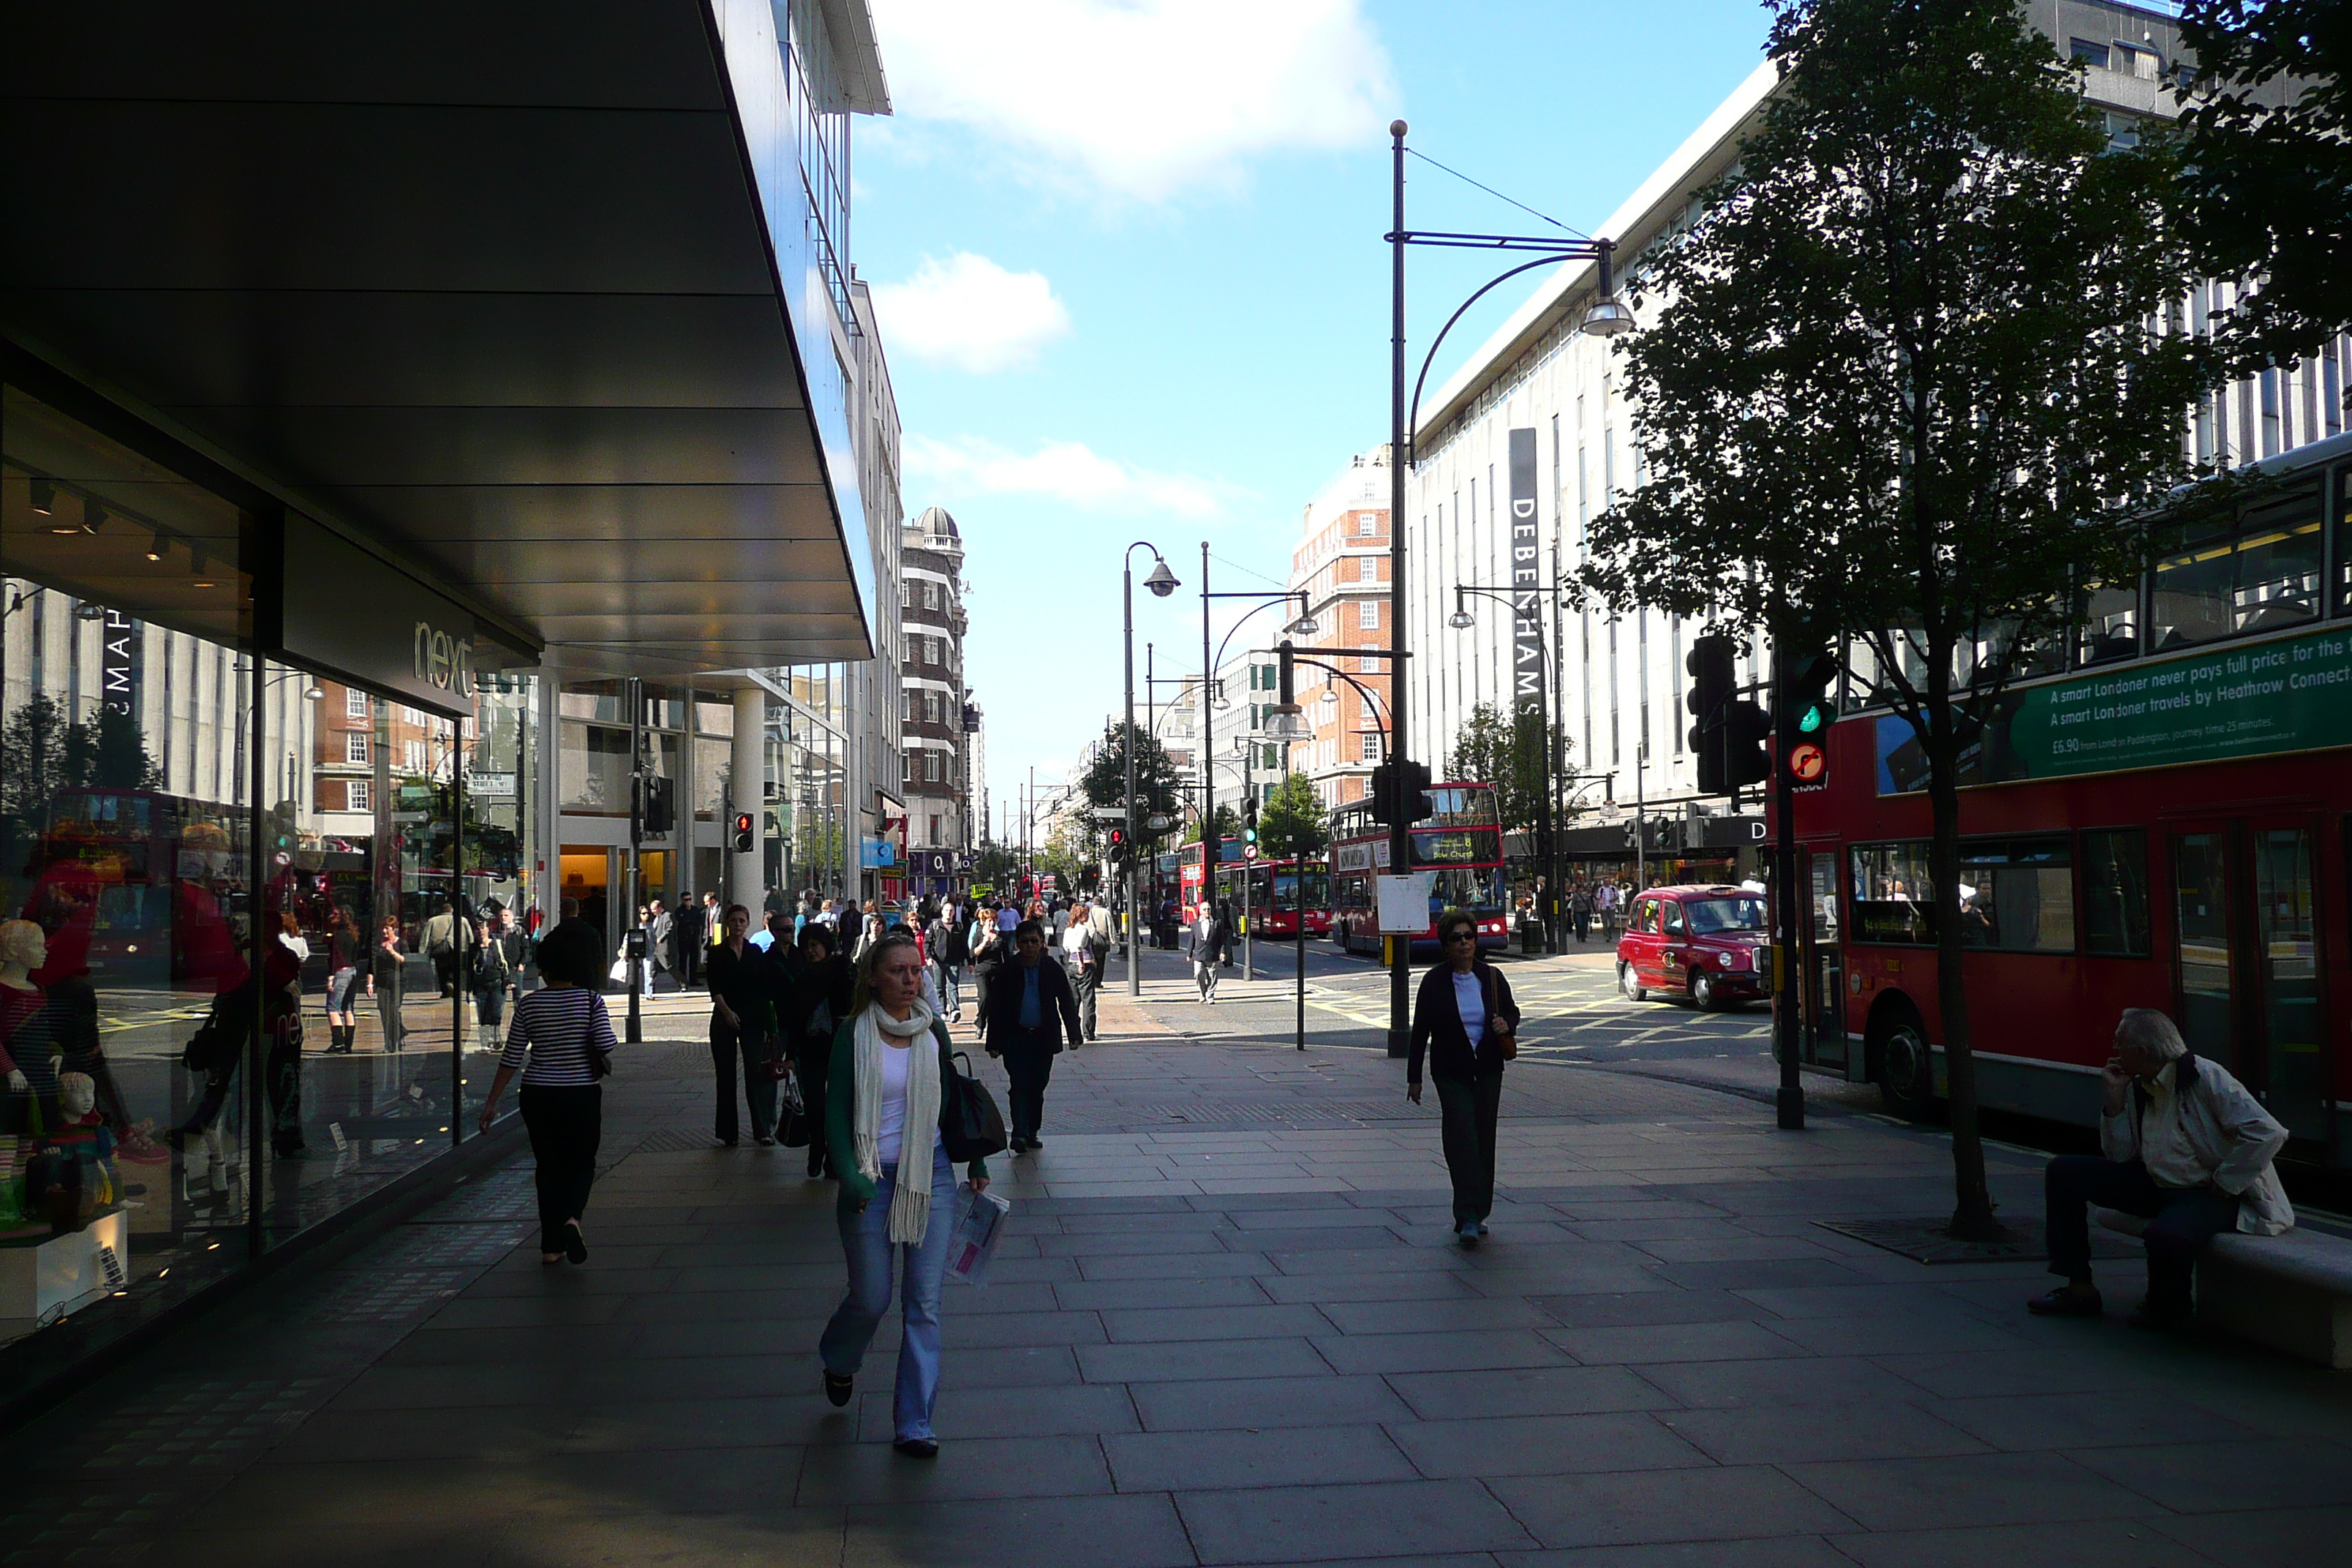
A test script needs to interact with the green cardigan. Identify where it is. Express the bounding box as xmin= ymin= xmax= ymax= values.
xmin=825 ymin=1017 xmax=990 ymax=1207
